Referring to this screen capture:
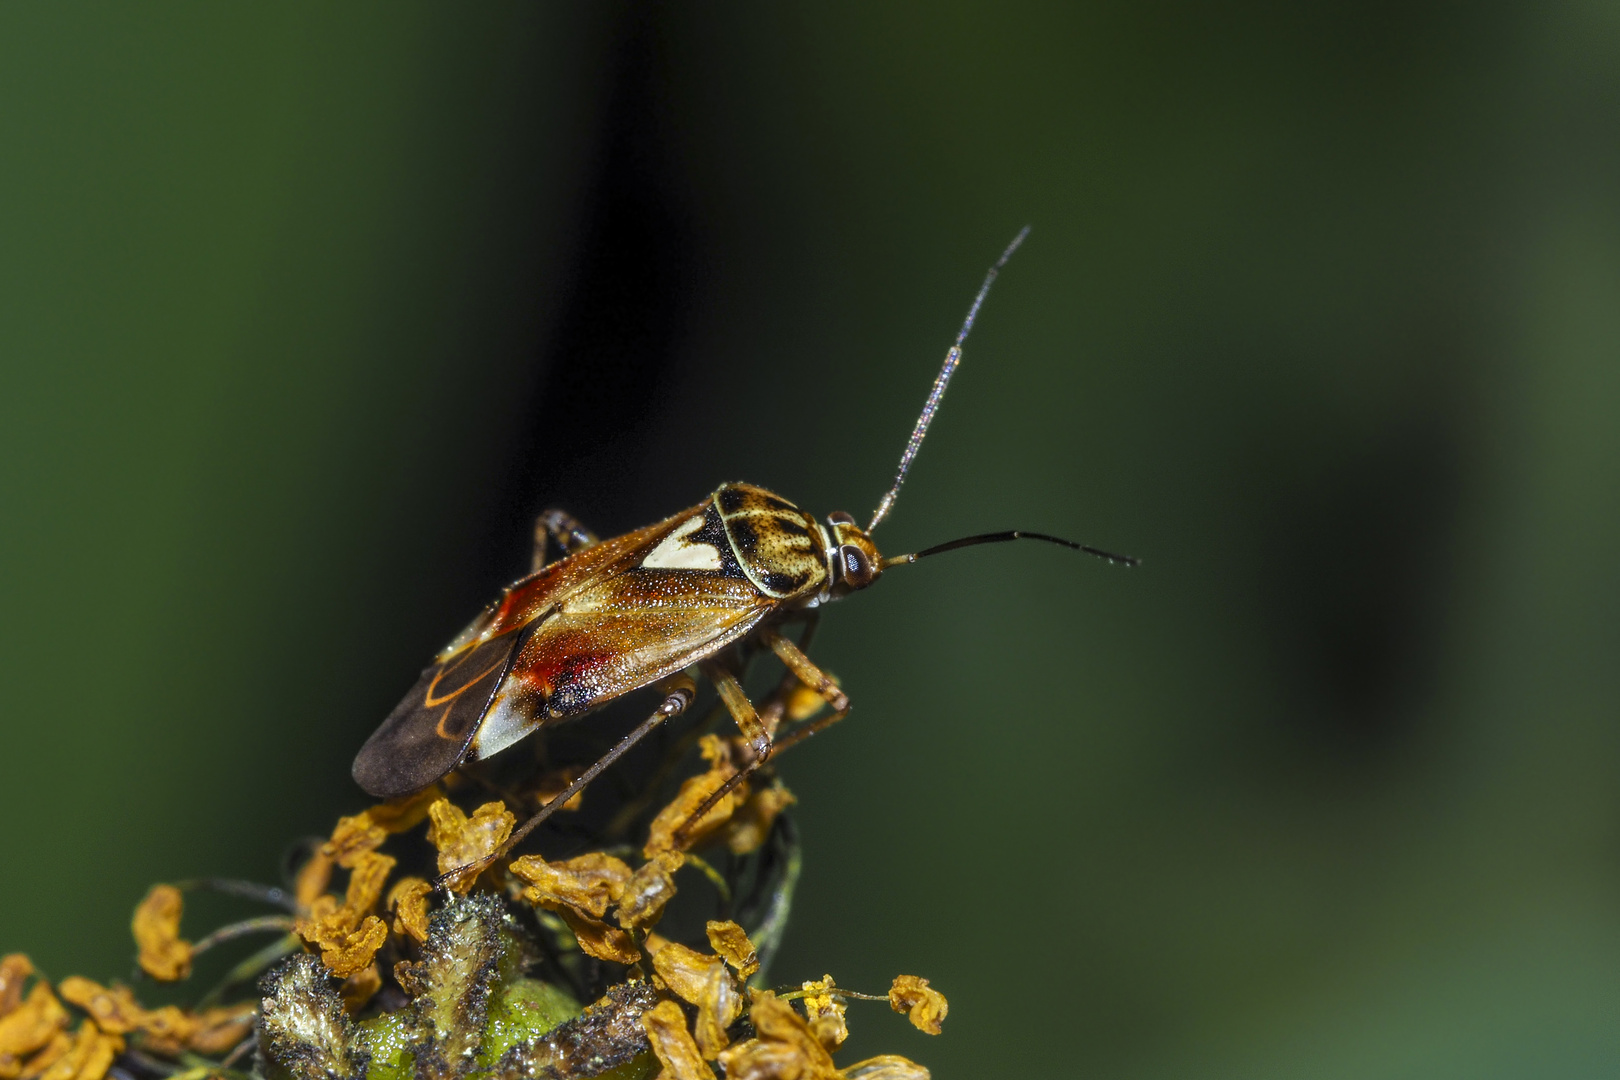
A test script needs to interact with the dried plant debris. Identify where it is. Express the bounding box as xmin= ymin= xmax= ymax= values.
xmin=8 ymin=683 xmax=948 ymax=1080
